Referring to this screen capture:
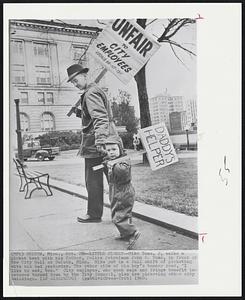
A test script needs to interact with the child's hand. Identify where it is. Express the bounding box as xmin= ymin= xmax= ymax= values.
xmin=106 ymin=161 xmax=115 ymax=172
xmin=102 ymin=160 xmax=114 ymax=172
xmin=107 ymin=160 xmax=114 ymax=167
